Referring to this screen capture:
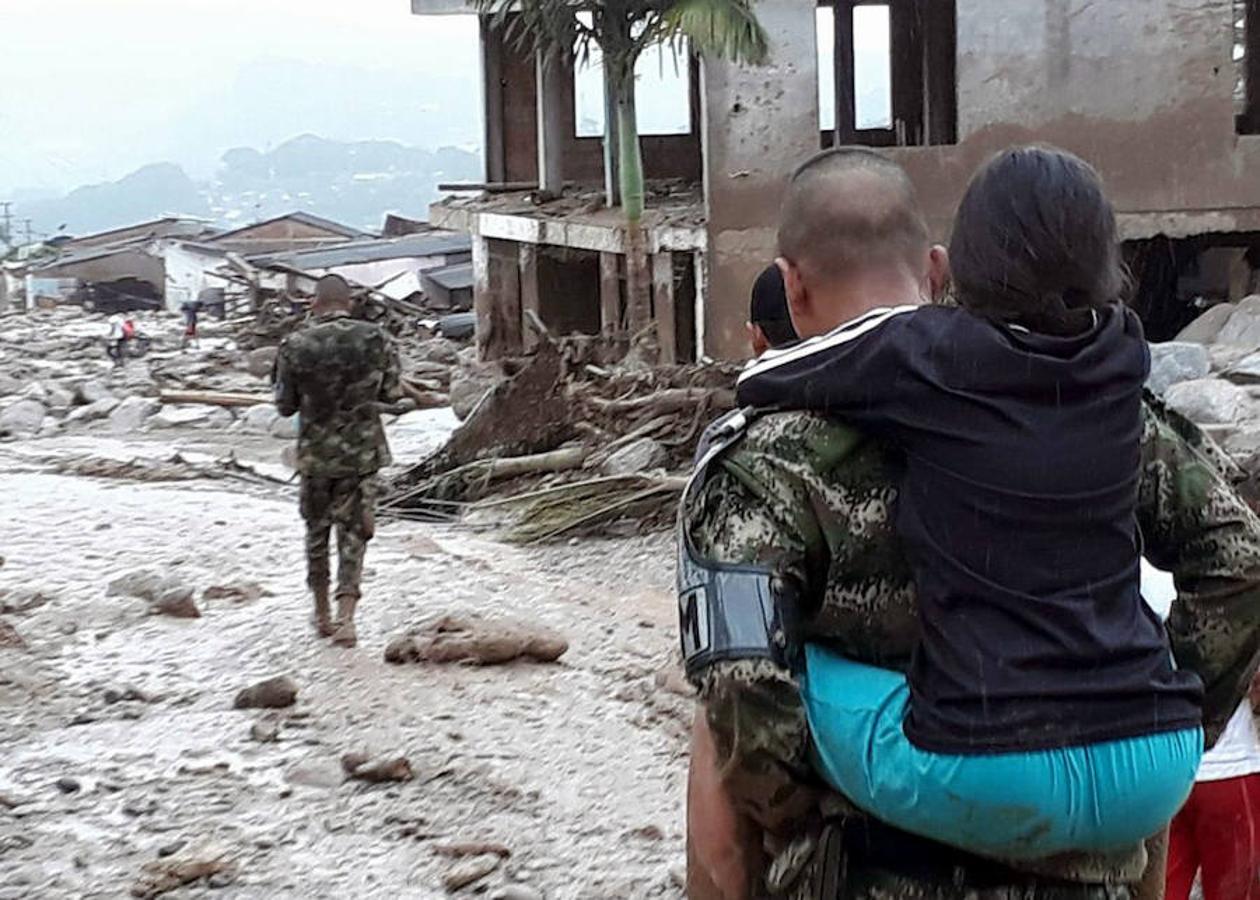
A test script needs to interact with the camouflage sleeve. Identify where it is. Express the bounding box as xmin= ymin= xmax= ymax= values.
xmin=684 ymin=454 xmax=827 ymax=835
xmin=1138 ymin=398 xmax=1260 ymax=744
xmin=378 ymin=333 xmax=404 ymax=404
xmin=274 ymin=339 xmax=299 ymax=417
